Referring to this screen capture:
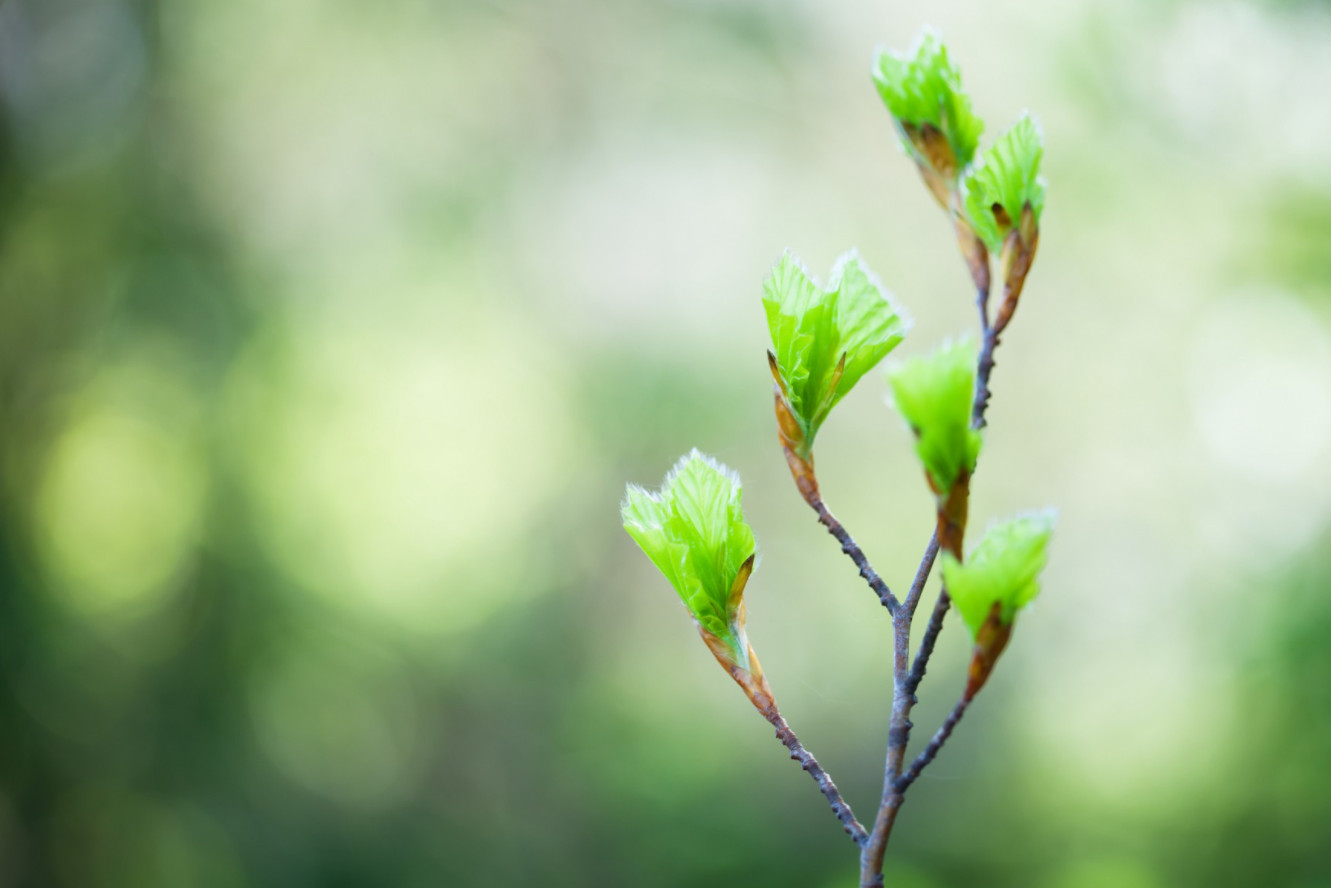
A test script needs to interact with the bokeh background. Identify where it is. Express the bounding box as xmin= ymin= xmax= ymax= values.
xmin=2 ymin=0 xmax=1330 ymax=885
